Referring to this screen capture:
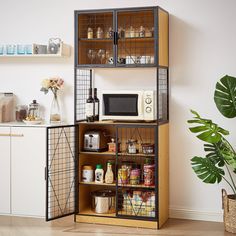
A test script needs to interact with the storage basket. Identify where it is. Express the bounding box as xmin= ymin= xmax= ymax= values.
xmin=222 ymin=189 xmax=236 ymax=234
